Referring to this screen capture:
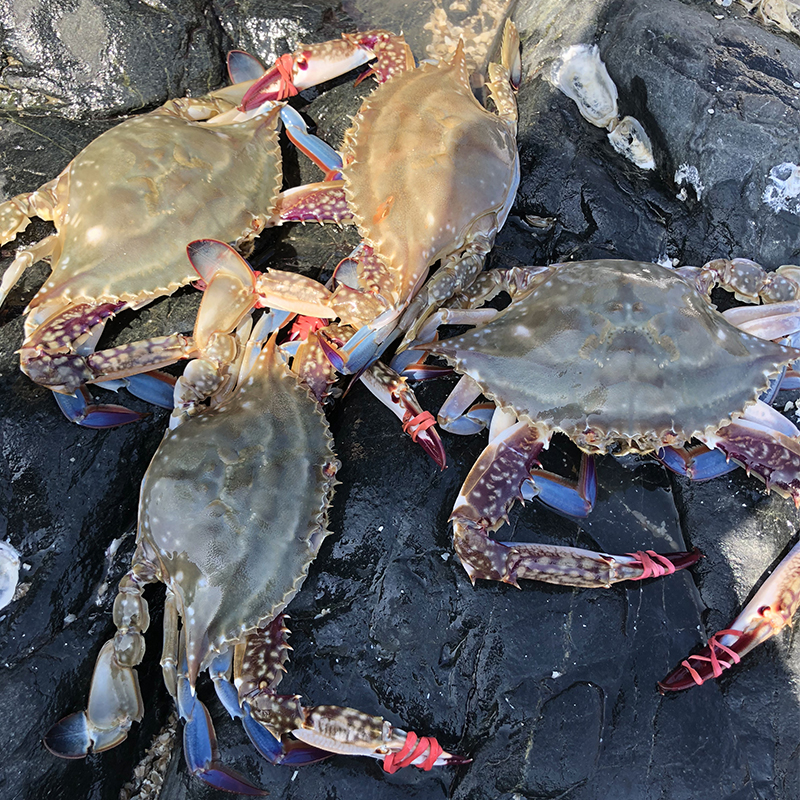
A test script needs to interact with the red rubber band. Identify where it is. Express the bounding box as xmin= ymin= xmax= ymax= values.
xmin=402 ymin=410 xmax=437 ymax=442
xmin=289 ymin=315 xmax=326 ymax=341
xmin=274 ymin=53 xmax=300 ymax=99
xmin=680 ymin=628 xmax=744 ymax=685
xmin=383 ymin=732 xmax=442 ymax=774
xmin=240 ymin=53 xmax=299 ymax=108
xmin=383 ymin=731 xmax=417 ymax=774
xmin=627 ymin=550 xmax=677 ymax=580
xmin=419 ymin=737 xmax=443 ymax=771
